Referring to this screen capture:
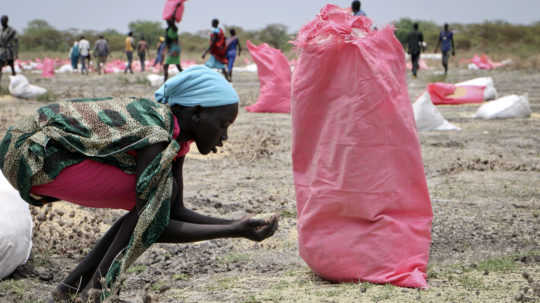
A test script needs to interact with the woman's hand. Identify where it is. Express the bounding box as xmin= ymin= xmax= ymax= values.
xmin=234 ymin=214 xmax=279 ymax=242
